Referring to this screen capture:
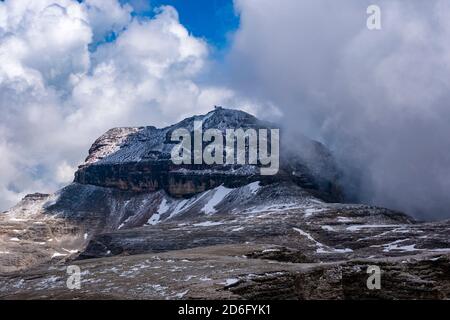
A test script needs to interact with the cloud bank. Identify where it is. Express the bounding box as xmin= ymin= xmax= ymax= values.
xmin=0 ymin=0 xmax=252 ymax=210
xmin=228 ymin=0 xmax=450 ymax=220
